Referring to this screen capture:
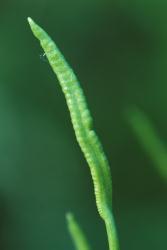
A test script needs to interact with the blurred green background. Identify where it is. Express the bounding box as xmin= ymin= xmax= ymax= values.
xmin=0 ymin=0 xmax=166 ymax=249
